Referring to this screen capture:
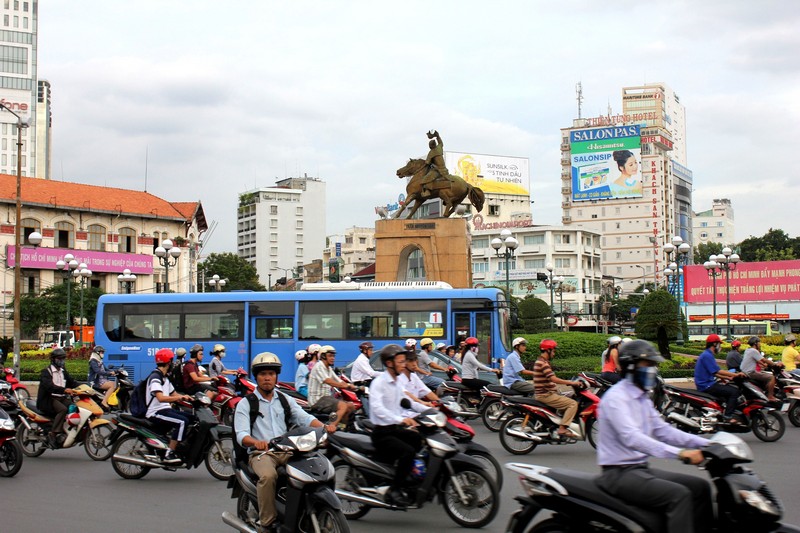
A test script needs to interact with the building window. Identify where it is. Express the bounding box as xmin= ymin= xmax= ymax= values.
xmin=20 ymin=217 xmax=39 ymax=243
xmin=472 ymin=260 xmax=489 ymax=273
xmin=296 ymin=234 xmax=303 ymax=243
xmin=523 ymin=235 xmax=544 ymax=245
xmin=296 ymin=220 xmax=303 ymax=229
xmin=406 ymin=248 xmax=426 ymax=281
xmin=700 ymin=222 xmax=708 ymax=227
xmin=716 ymin=232 xmax=723 ymax=238
xmin=555 ymin=258 xmax=571 ymax=268
xmin=270 ymin=233 xmax=277 ymax=243
xmin=701 ymin=232 xmax=708 ymax=238
xmin=524 ymin=258 xmax=545 ymax=269
xmin=488 ymin=205 xmax=500 ymax=216
xmin=270 ymin=205 xmax=278 ymax=215
xmin=716 ymin=221 xmax=723 ymax=227
xmin=359 ymin=237 xmax=367 ymax=244
xmin=22 ymin=269 xmax=38 ymax=294
xmin=498 ymin=257 xmax=516 ymax=270
xmin=296 ymin=248 xmax=303 ymax=257
xmin=616 ymin=252 xmax=622 ymax=259
xmin=87 ymin=224 xmax=106 ymax=251
xmin=472 ymin=237 xmax=489 ymax=248
xmin=118 ymin=227 xmax=136 ymax=253
xmin=270 ymin=247 xmax=278 ymax=255
xmin=296 ymin=206 xmax=303 ymax=216
xmin=615 ymin=207 xmax=621 ymax=214
xmin=54 ymin=221 xmax=75 ymax=248
xmin=270 ymin=219 xmax=278 ymax=228
xmin=555 ymin=234 xmax=571 ymax=244
xmin=270 ymin=261 xmax=278 ymax=269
